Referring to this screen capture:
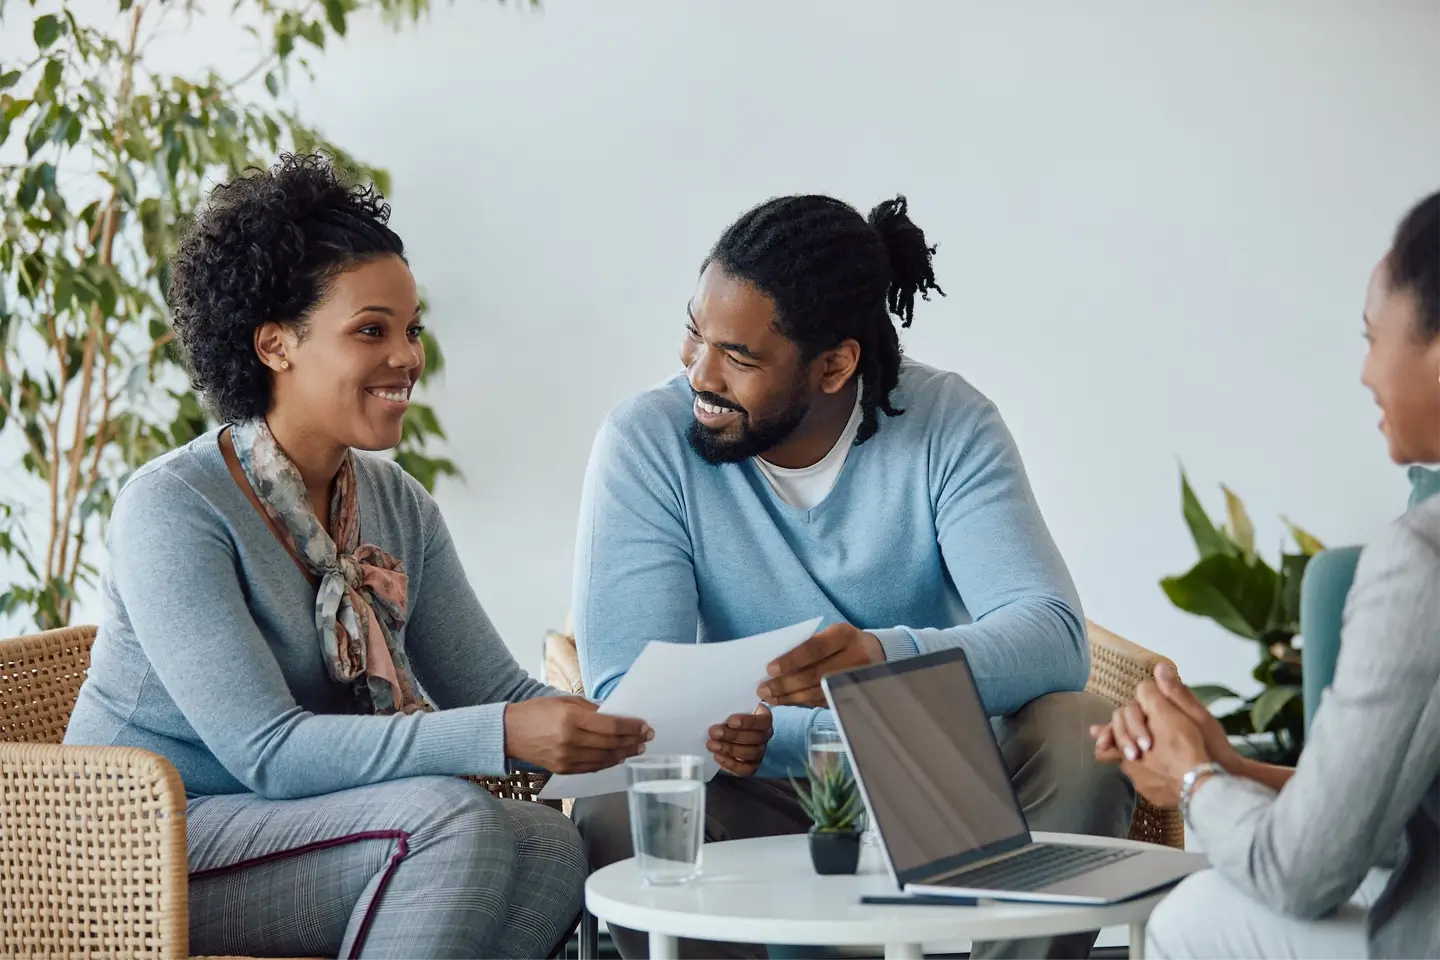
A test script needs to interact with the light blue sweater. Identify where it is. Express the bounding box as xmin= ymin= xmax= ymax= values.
xmin=573 ymin=359 xmax=1089 ymax=779
xmin=64 ymin=431 xmax=557 ymax=799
